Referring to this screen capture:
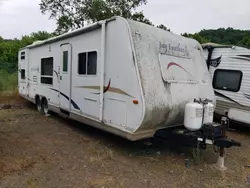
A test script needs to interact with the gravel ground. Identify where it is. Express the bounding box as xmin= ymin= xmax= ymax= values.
xmin=0 ymin=107 xmax=249 ymax=188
